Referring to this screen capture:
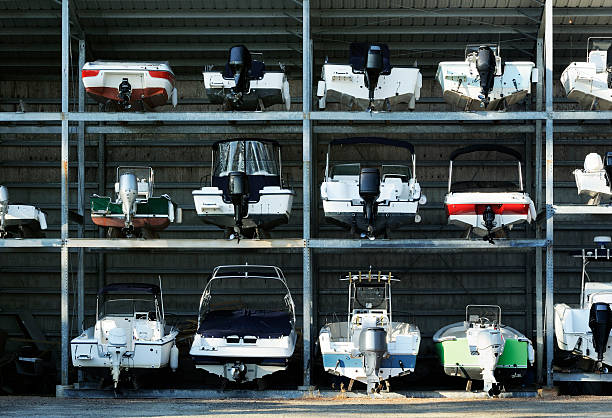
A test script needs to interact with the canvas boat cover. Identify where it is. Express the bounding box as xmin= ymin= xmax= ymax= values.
xmin=198 ymin=309 xmax=291 ymax=338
